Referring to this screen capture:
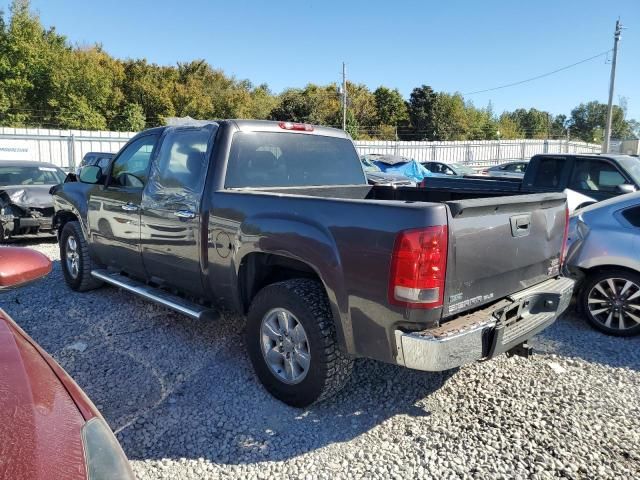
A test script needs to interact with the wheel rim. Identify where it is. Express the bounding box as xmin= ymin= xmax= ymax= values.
xmin=260 ymin=308 xmax=311 ymax=385
xmin=65 ymin=235 xmax=80 ymax=279
xmin=587 ymin=277 xmax=640 ymax=330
